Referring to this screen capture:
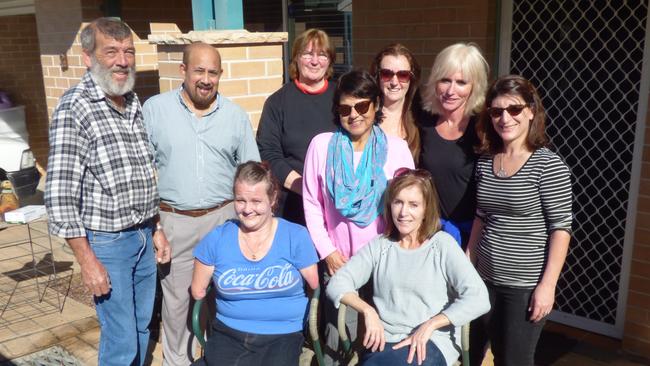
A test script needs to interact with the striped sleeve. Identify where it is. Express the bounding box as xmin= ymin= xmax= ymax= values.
xmin=540 ymin=154 xmax=573 ymax=234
